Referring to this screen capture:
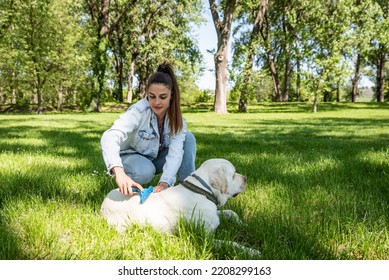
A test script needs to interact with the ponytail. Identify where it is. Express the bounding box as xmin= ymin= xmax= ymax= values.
xmin=147 ymin=62 xmax=183 ymax=135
